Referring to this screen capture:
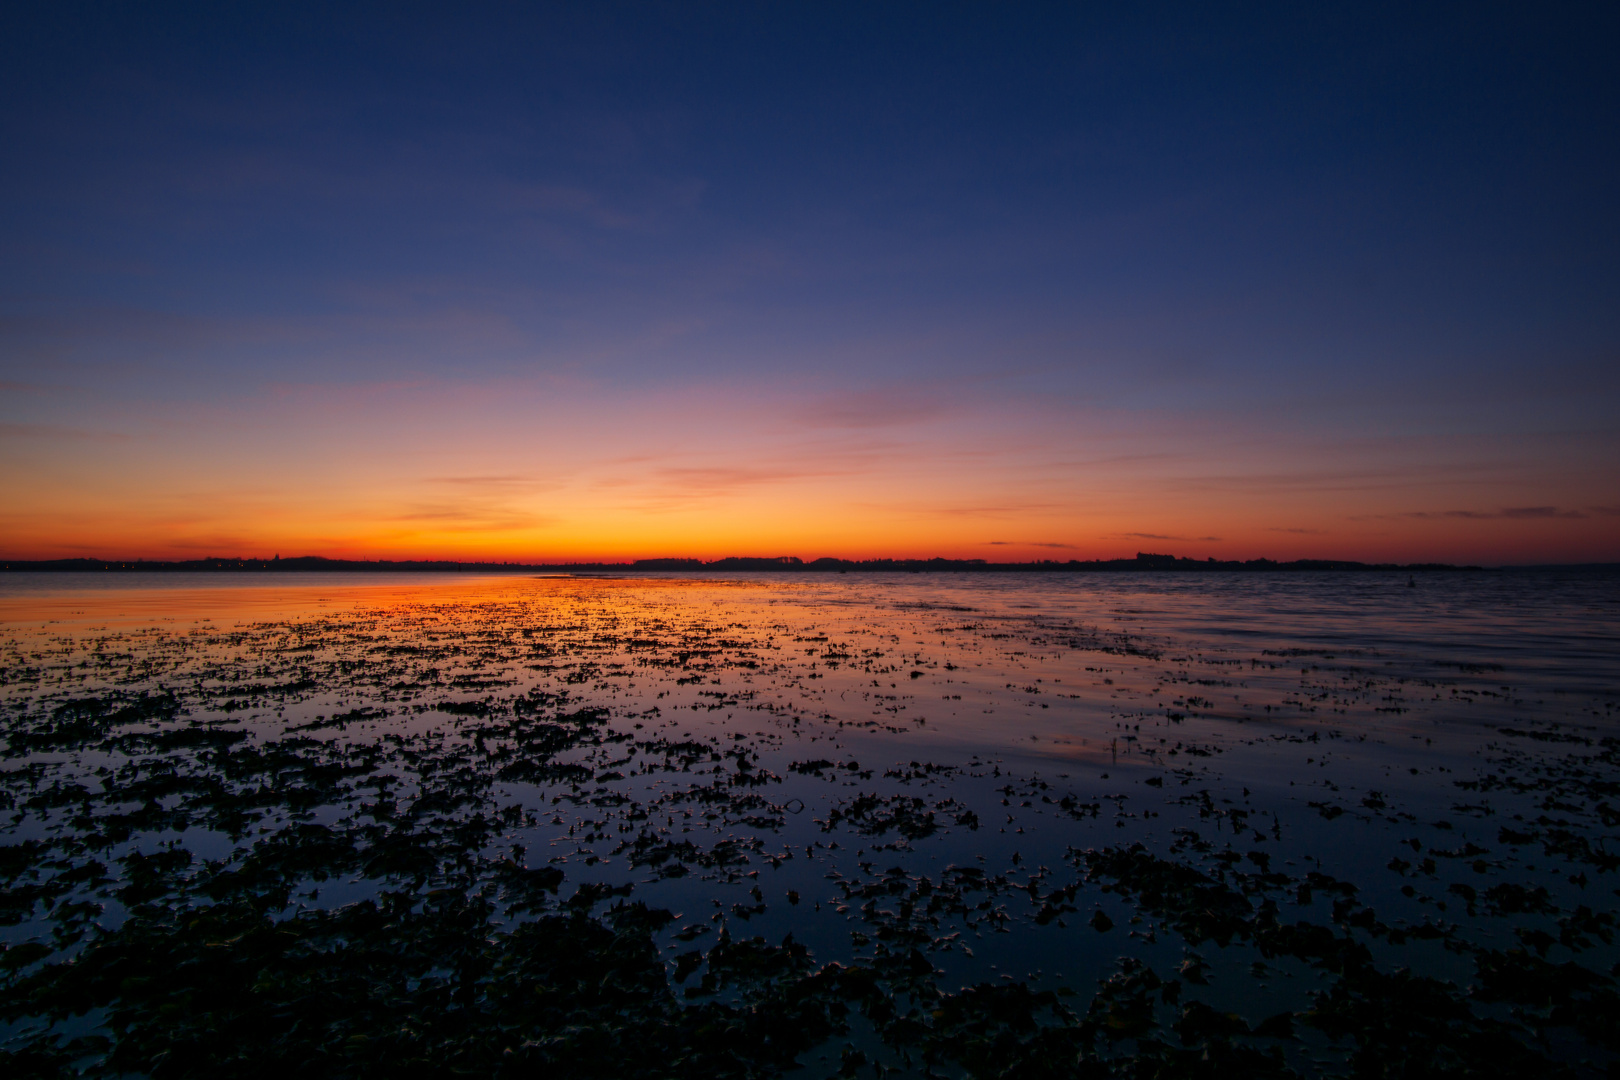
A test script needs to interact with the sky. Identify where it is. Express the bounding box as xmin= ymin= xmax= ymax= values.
xmin=2 ymin=2 xmax=1617 ymax=564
